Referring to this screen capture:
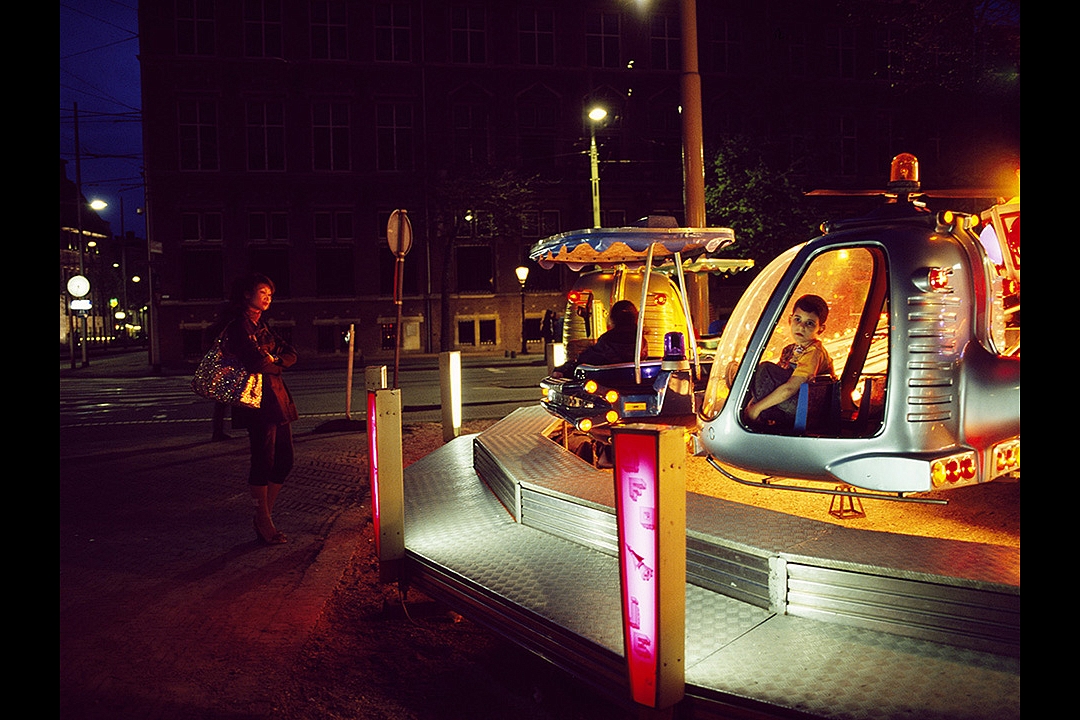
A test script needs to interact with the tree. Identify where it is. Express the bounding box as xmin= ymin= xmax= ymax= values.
xmin=428 ymin=168 xmax=546 ymax=351
xmin=705 ymin=137 xmax=818 ymax=266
